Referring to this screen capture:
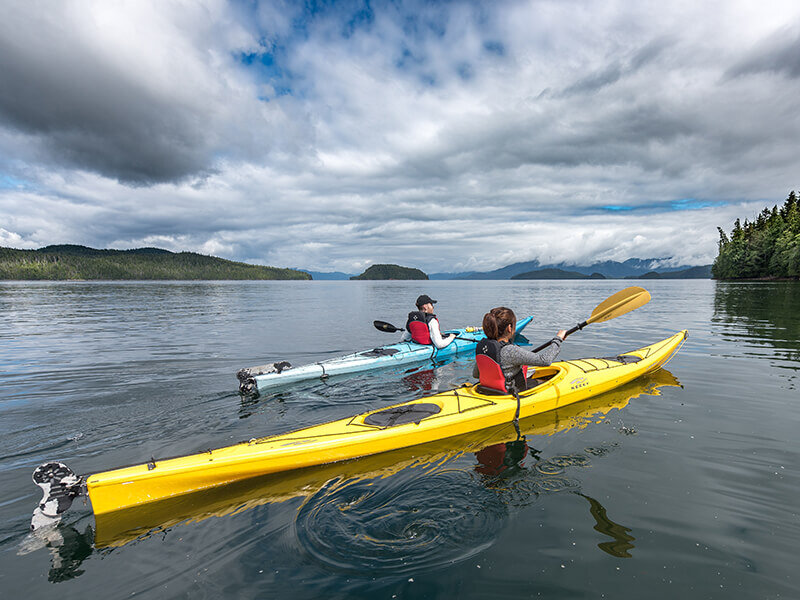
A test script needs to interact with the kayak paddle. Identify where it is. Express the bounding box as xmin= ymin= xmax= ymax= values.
xmin=374 ymin=320 xmax=403 ymax=333
xmin=532 ymin=286 xmax=651 ymax=352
